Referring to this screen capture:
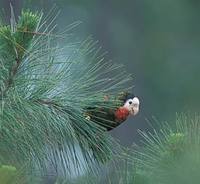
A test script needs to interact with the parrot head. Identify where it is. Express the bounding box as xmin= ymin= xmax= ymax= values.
xmin=115 ymin=95 xmax=140 ymax=122
xmin=123 ymin=97 xmax=140 ymax=116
